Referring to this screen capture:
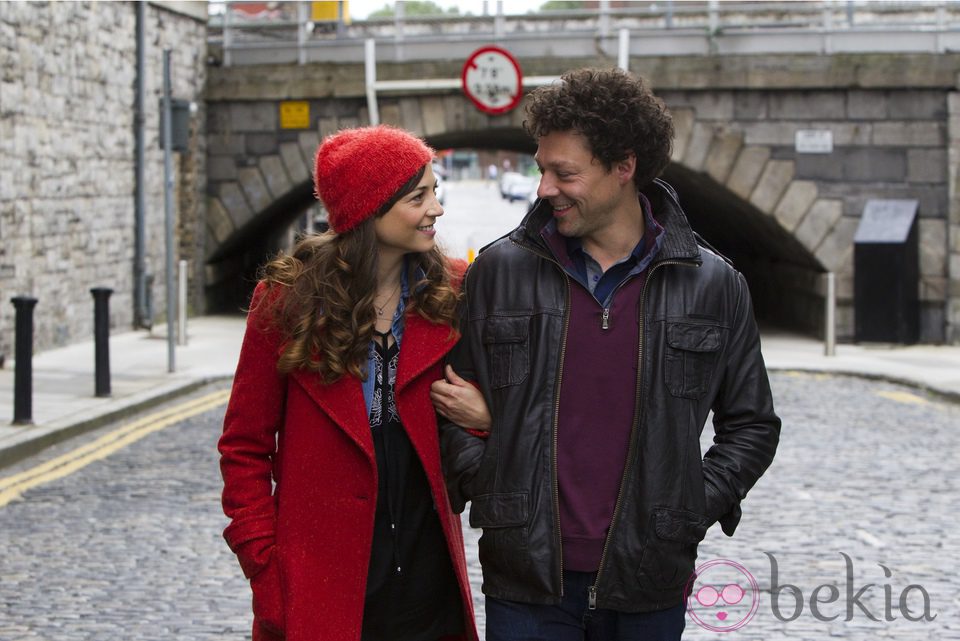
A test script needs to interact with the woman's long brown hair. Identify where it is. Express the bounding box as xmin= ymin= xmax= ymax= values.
xmin=255 ymin=169 xmax=460 ymax=382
